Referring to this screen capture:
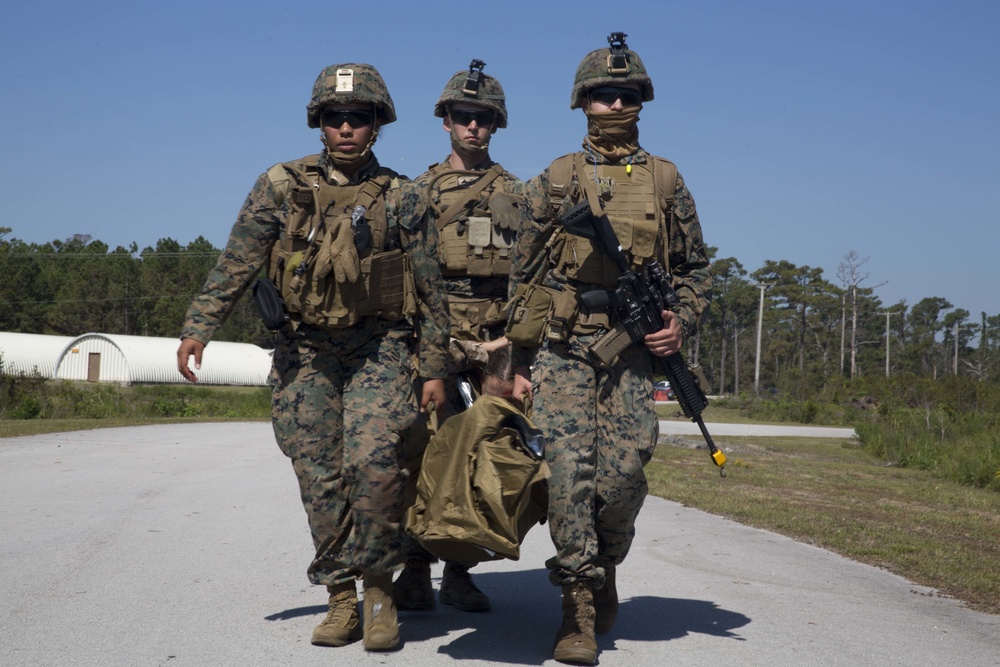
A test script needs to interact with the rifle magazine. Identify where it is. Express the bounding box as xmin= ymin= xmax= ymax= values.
xmin=589 ymin=323 xmax=633 ymax=368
